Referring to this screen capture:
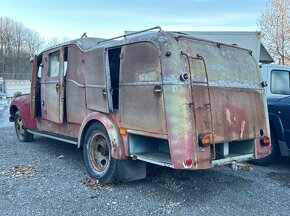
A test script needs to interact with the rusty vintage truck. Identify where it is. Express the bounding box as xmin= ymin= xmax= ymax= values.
xmin=9 ymin=27 xmax=271 ymax=183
